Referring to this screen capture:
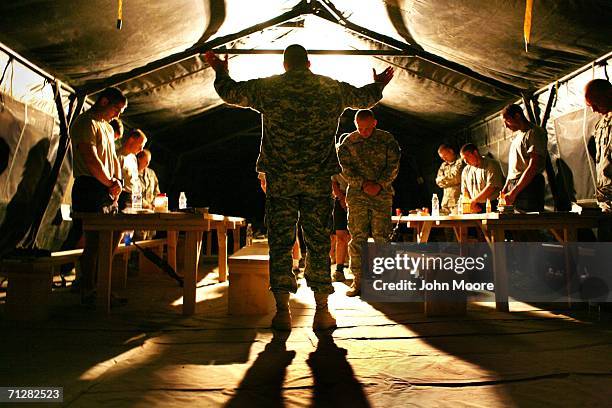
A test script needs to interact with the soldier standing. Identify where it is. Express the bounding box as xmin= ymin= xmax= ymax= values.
xmin=205 ymin=45 xmax=394 ymax=330
xmin=337 ymin=109 xmax=401 ymax=297
xmin=435 ymin=144 xmax=464 ymax=214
